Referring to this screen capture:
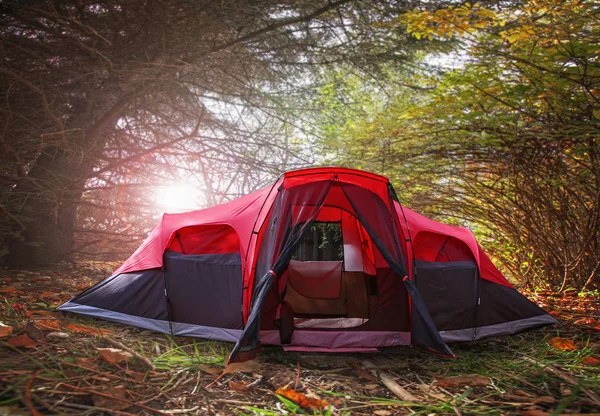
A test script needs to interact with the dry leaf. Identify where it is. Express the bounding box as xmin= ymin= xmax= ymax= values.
xmin=39 ymin=292 xmax=59 ymax=300
xmin=0 ymin=287 xmax=17 ymax=294
xmin=574 ymin=317 xmax=596 ymax=325
xmin=0 ymin=323 xmax=13 ymax=338
xmin=549 ymin=310 xmax=560 ymax=317
xmin=65 ymin=323 xmax=114 ymax=336
xmin=533 ymin=396 xmax=556 ymax=405
xmin=92 ymin=386 xmax=131 ymax=411
xmin=24 ymin=322 xmax=44 ymax=341
xmin=276 ymin=386 xmax=328 ymax=411
xmin=349 ymin=361 xmax=375 ymax=381
xmin=96 ymin=347 xmax=132 ymax=364
xmin=374 ymin=411 xmax=392 ymax=416
xmin=77 ymin=357 xmax=100 ymax=370
xmin=229 ymin=381 xmax=250 ymax=393
xmin=198 ymin=364 xmax=221 ymax=375
xmin=549 ymin=337 xmax=577 ymax=352
xmin=434 ymin=374 xmax=490 ymax=387
xmin=6 ymin=334 xmax=38 ymax=348
xmin=35 ymin=319 xmax=62 ymax=331
xmin=581 ymin=356 xmax=600 ymax=366
xmin=223 ymin=360 xmax=261 ymax=375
